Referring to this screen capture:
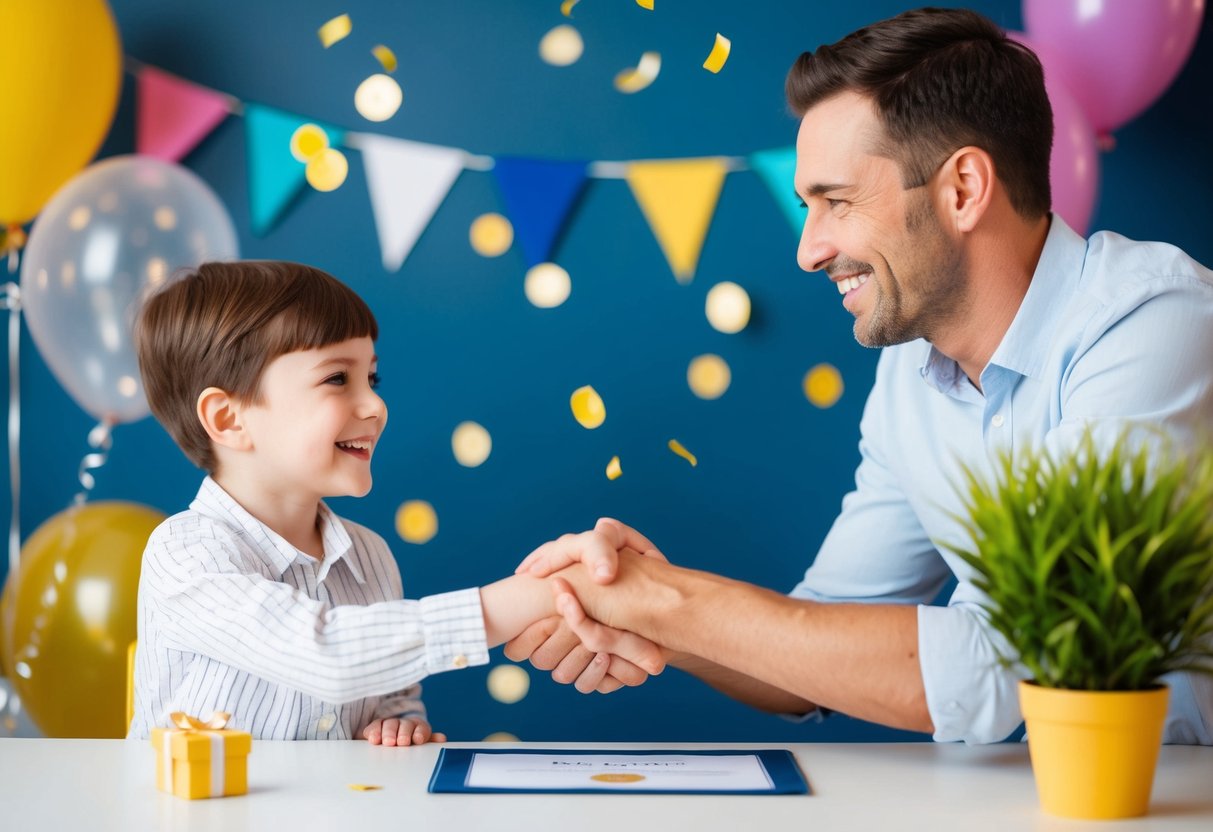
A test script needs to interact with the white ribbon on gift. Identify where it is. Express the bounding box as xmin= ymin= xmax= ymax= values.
xmin=163 ymin=711 xmax=232 ymax=797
